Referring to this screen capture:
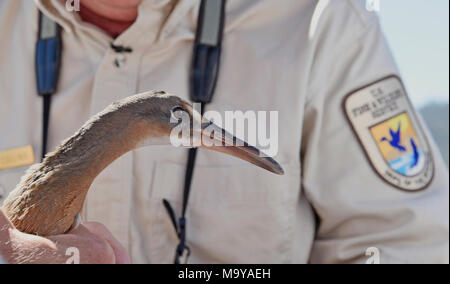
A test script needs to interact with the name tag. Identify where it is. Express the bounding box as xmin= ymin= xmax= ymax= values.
xmin=0 ymin=146 xmax=35 ymax=171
